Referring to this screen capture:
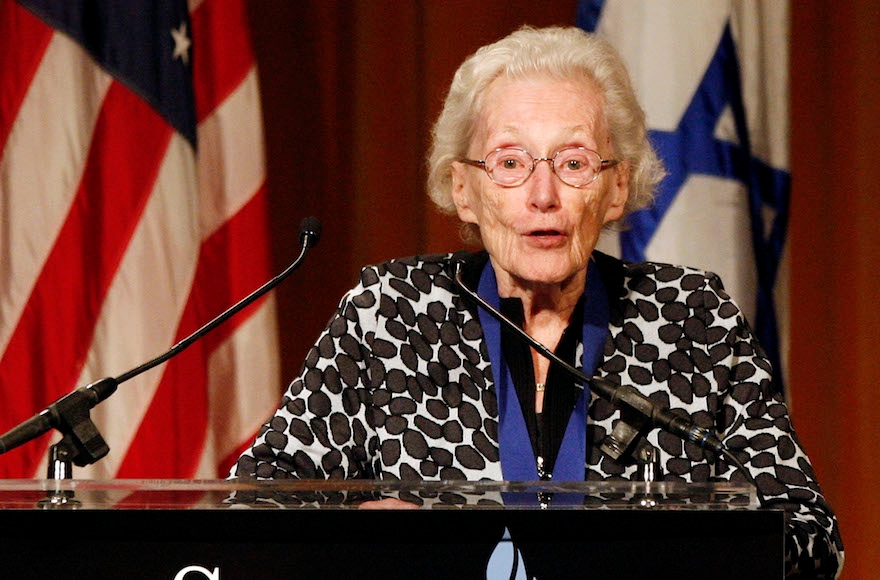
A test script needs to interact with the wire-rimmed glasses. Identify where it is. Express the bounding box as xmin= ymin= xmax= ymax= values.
xmin=460 ymin=147 xmax=619 ymax=188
